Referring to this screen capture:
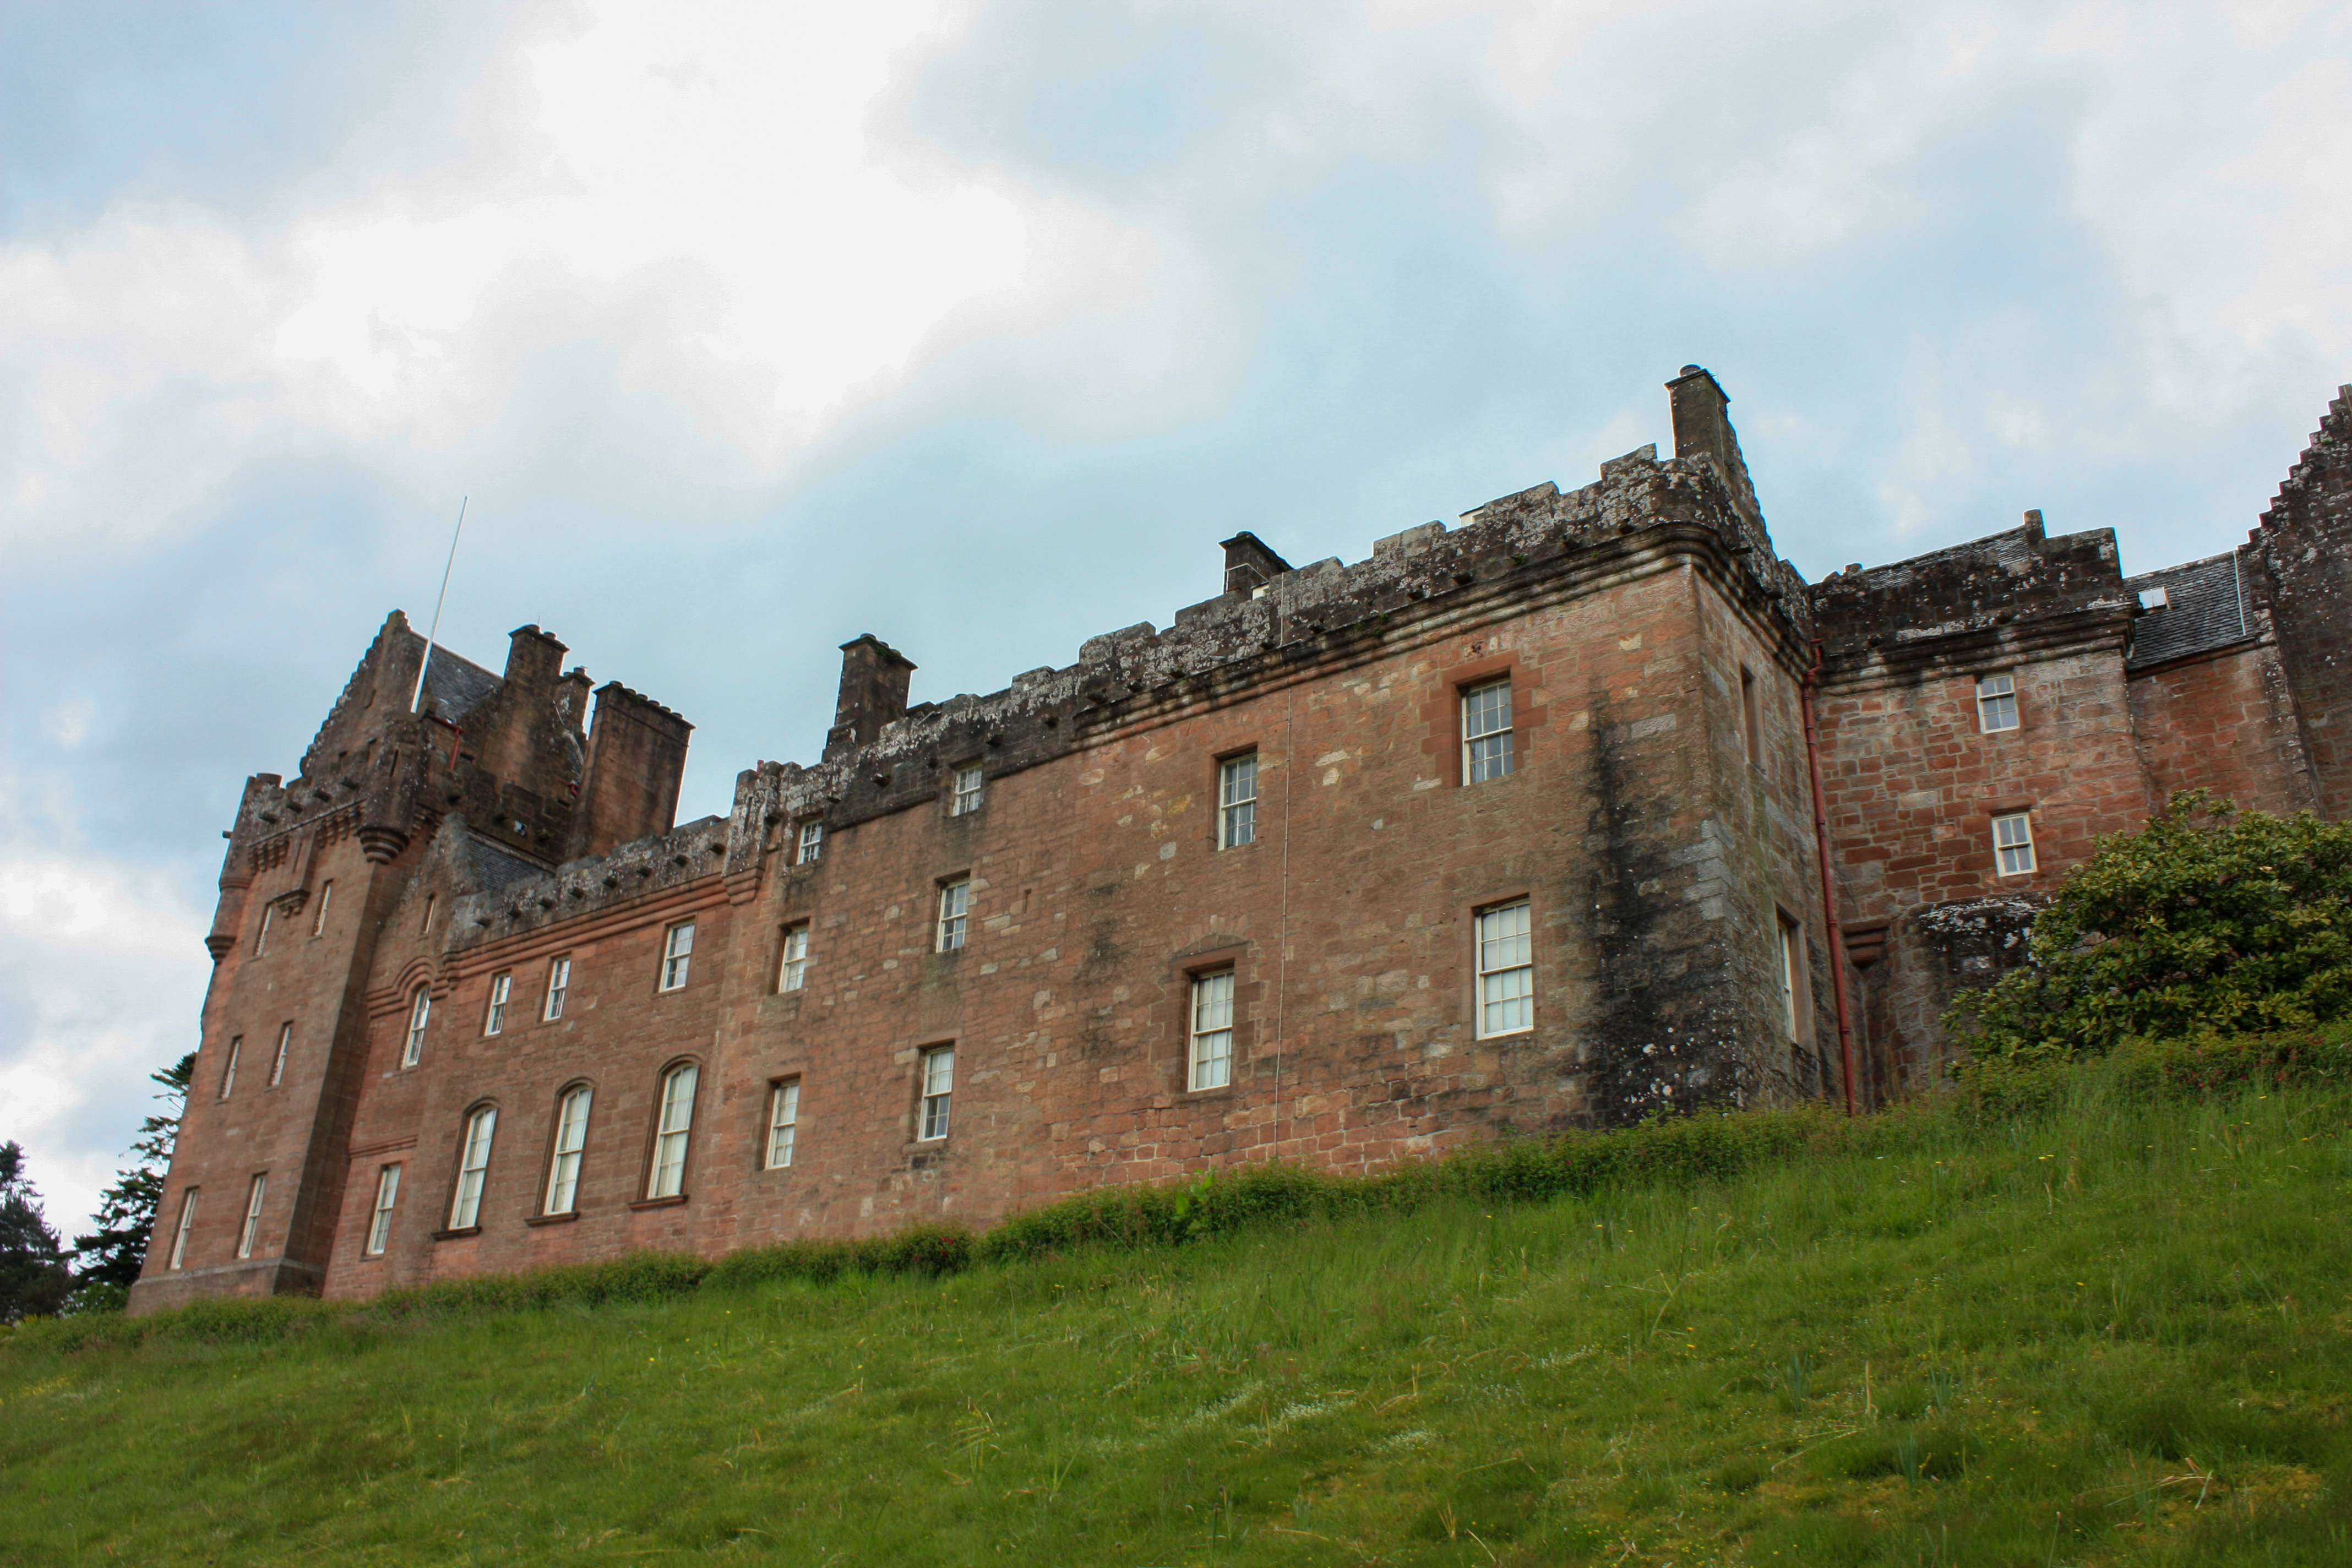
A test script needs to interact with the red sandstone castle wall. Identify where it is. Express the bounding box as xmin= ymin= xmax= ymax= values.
xmin=1814 ymin=646 xmax=2157 ymax=1093
xmin=313 ymin=563 xmax=1824 ymax=1298
xmin=2127 ymin=644 xmax=2317 ymax=818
